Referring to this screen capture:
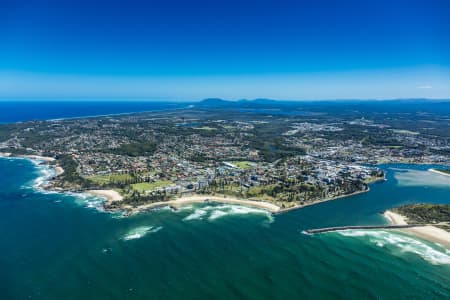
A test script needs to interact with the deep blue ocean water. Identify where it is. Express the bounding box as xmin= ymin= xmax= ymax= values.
xmin=0 ymin=159 xmax=449 ymax=299
xmin=0 ymin=101 xmax=188 ymax=123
